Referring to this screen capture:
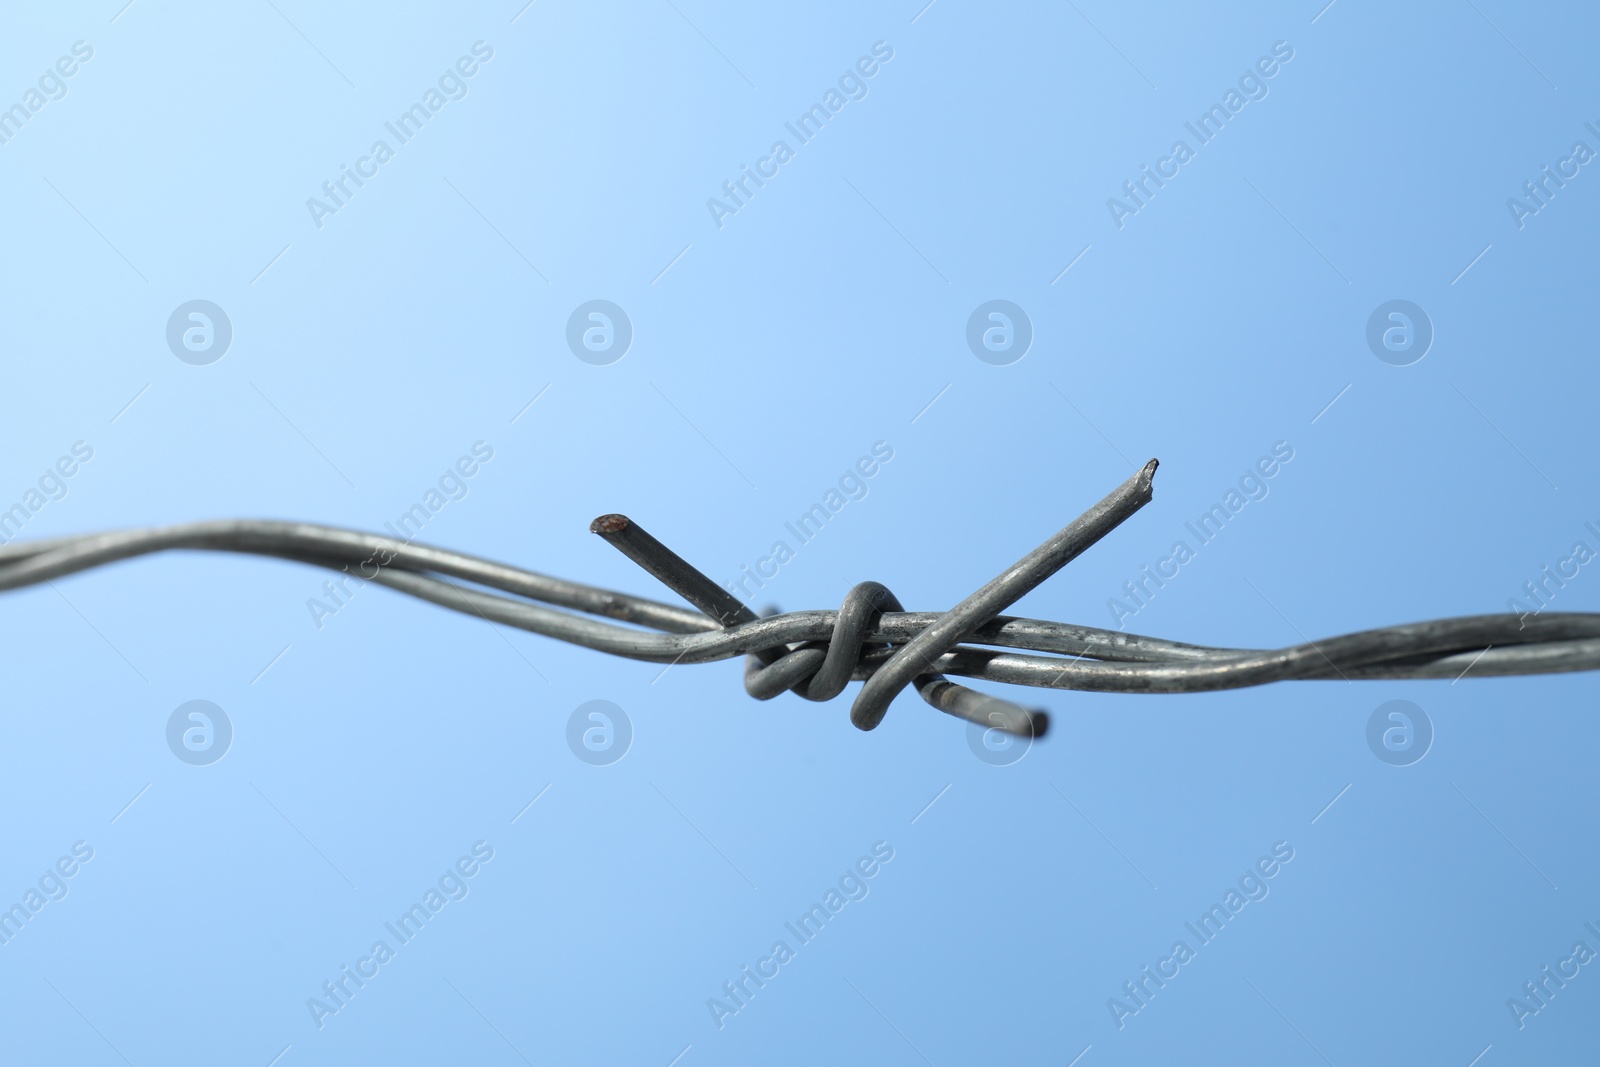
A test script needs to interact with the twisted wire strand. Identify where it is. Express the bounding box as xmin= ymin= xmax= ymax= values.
xmin=1 ymin=459 xmax=1595 ymax=738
